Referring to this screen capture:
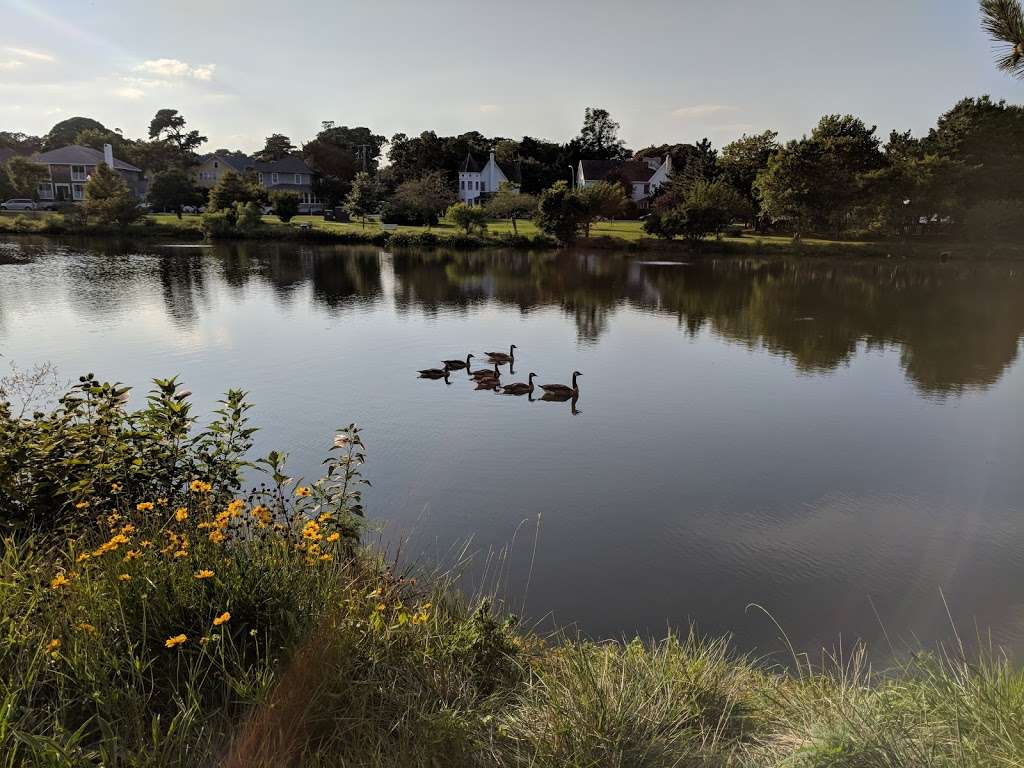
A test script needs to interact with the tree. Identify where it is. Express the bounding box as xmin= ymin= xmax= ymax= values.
xmin=980 ymin=0 xmax=1024 ymax=78
xmin=344 ymin=171 xmax=383 ymax=228
xmin=256 ymin=134 xmax=296 ymax=161
xmin=644 ymin=178 xmax=748 ymax=242
xmin=719 ymin=131 xmax=780 ymax=226
xmin=578 ymin=107 xmax=628 ymax=160
xmin=0 ymin=131 xmax=42 ymax=154
xmin=148 ymin=168 xmax=201 ymax=218
xmin=388 ymin=172 xmax=454 ymax=226
xmin=270 ymin=190 xmax=300 ymax=222
xmin=4 ymin=157 xmax=49 ymax=198
xmin=445 ymin=202 xmax=488 ymax=234
xmin=147 ymin=109 xmax=207 ymax=161
xmin=535 ymin=180 xmax=587 ymax=244
xmin=484 ymin=185 xmax=537 ymax=234
xmin=84 ymin=163 xmax=140 ymax=227
xmin=41 ymin=116 xmax=106 ymax=151
xmin=303 ymin=124 xmax=386 ymax=205
xmin=208 ymin=170 xmax=261 ymax=211
xmin=577 ymin=180 xmax=627 ymax=236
